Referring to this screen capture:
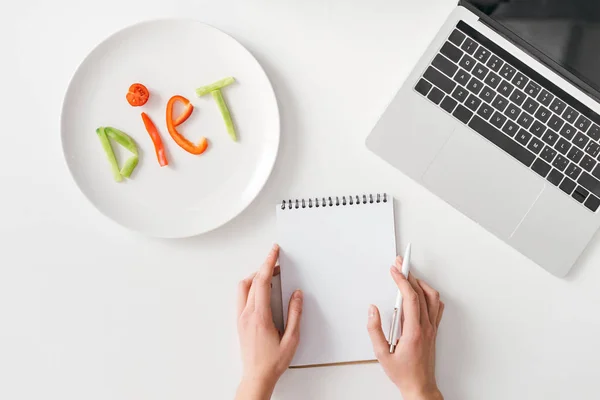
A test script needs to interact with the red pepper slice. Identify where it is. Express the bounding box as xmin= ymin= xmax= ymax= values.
xmin=141 ymin=112 xmax=168 ymax=167
xmin=166 ymin=95 xmax=208 ymax=155
xmin=173 ymin=102 xmax=193 ymax=127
